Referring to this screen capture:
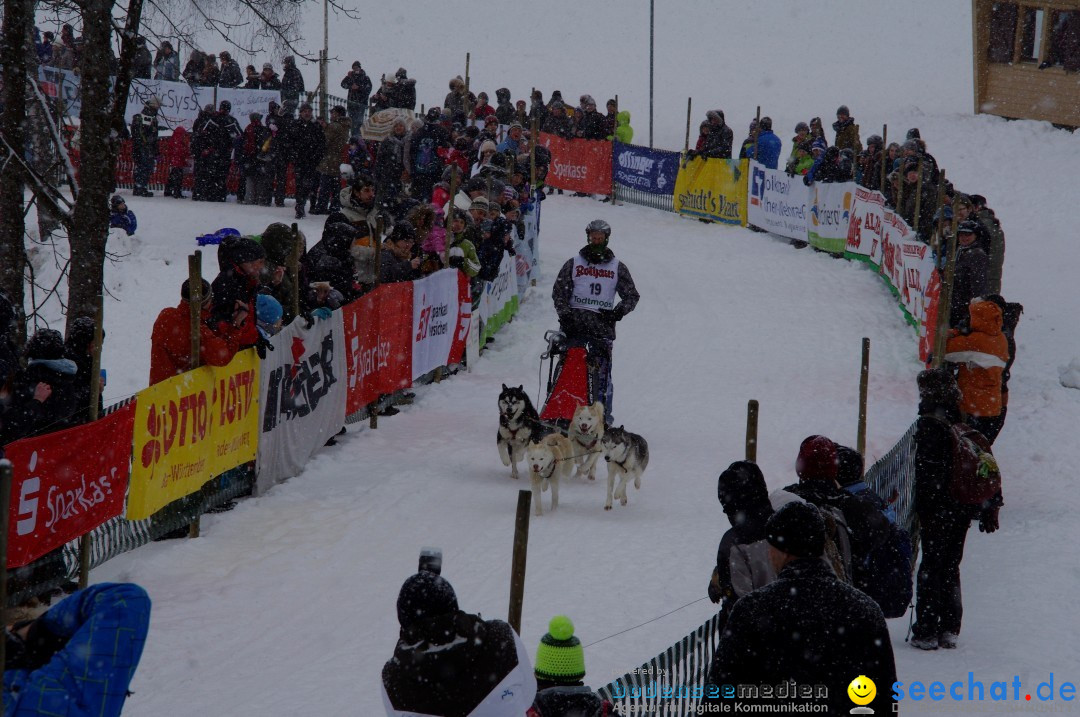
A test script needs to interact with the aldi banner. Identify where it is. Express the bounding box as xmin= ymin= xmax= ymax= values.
xmin=538 ymin=133 xmax=613 ymax=195
xmin=899 ymin=238 xmax=935 ymax=329
xmin=807 ymin=181 xmax=856 ymax=254
xmin=5 ymin=403 xmax=135 ymax=569
xmin=343 ymin=282 xmax=413 ymax=414
xmin=256 ymin=312 xmax=347 ymax=495
xmin=846 ymin=186 xmax=885 ymax=265
xmin=480 ymin=252 xmax=520 ymax=344
xmin=412 ymin=269 xmax=471 ymax=379
xmin=747 ymin=161 xmax=809 ymax=240
xmin=128 ymin=350 xmax=259 ymax=520
xmin=673 ymin=157 xmax=748 ymax=225
xmin=613 ymin=142 xmax=679 ymax=196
